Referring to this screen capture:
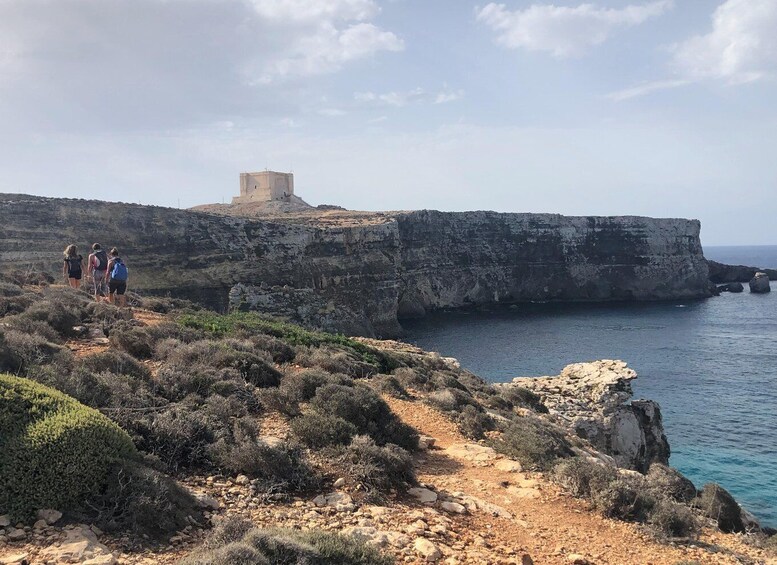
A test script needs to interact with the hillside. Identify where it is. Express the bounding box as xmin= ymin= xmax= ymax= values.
xmin=0 ymin=282 xmax=774 ymax=565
